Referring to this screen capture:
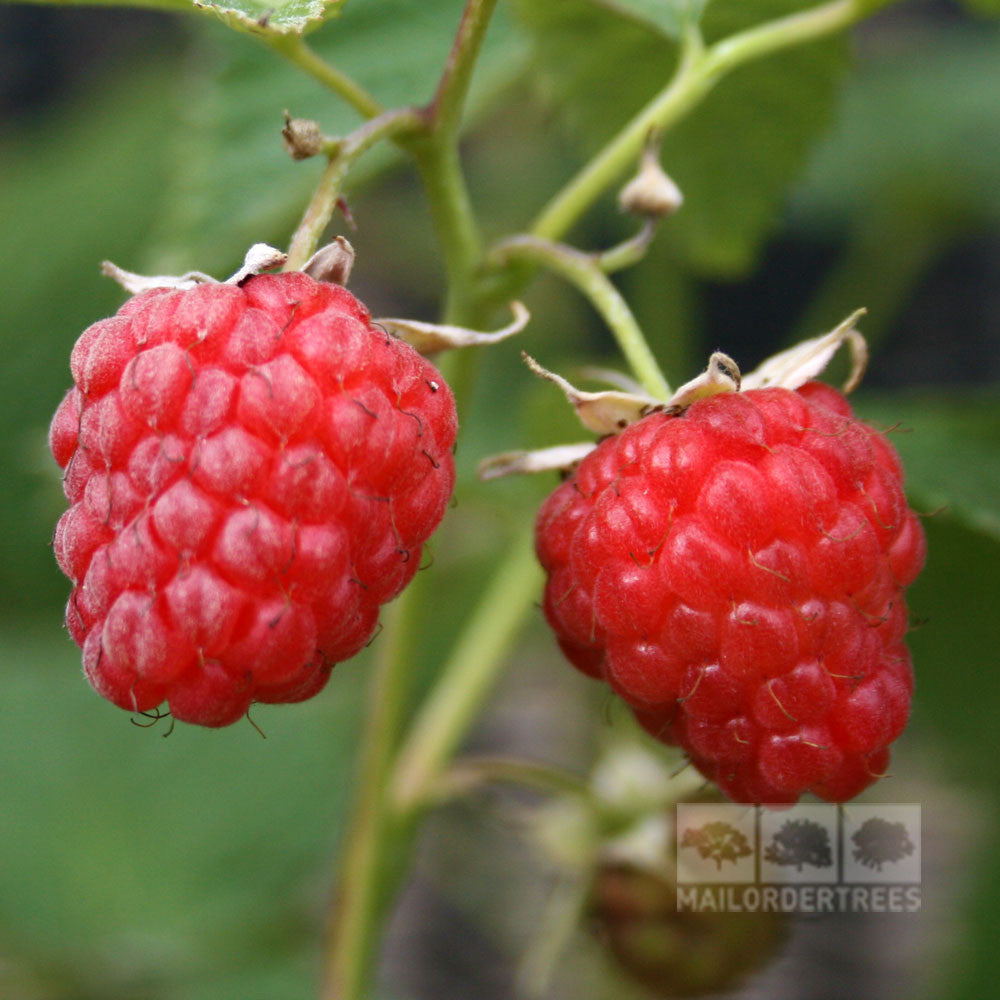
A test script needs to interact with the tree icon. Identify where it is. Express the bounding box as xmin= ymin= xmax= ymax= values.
xmin=851 ymin=817 xmax=915 ymax=871
xmin=680 ymin=821 xmax=753 ymax=870
xmin=763 ymin=819 xmax=833 ymax=871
